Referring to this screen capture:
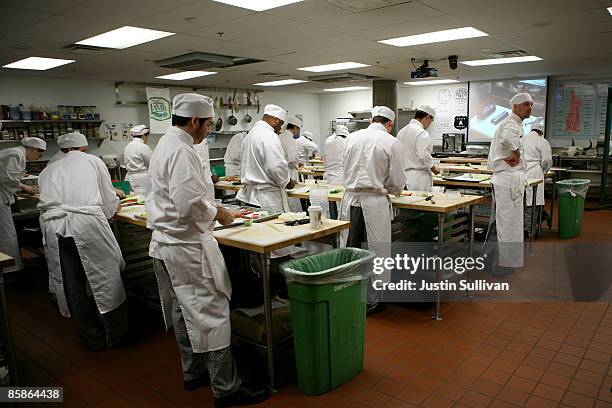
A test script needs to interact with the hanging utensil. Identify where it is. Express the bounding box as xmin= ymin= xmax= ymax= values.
xmin=243 ymin=105 xmax=252 ymax=124
xmin=234 ymin=92 xmax=240 ymax=113
xmin=246 ymin=92 xmax=252 ymax=106
xmin=228 ymin=91 xmax=238 ymax=126
xmin=215 ymin=117 xmax=223 ymax=131
xmin=256 ymin=93 xmax=260 ymax=114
